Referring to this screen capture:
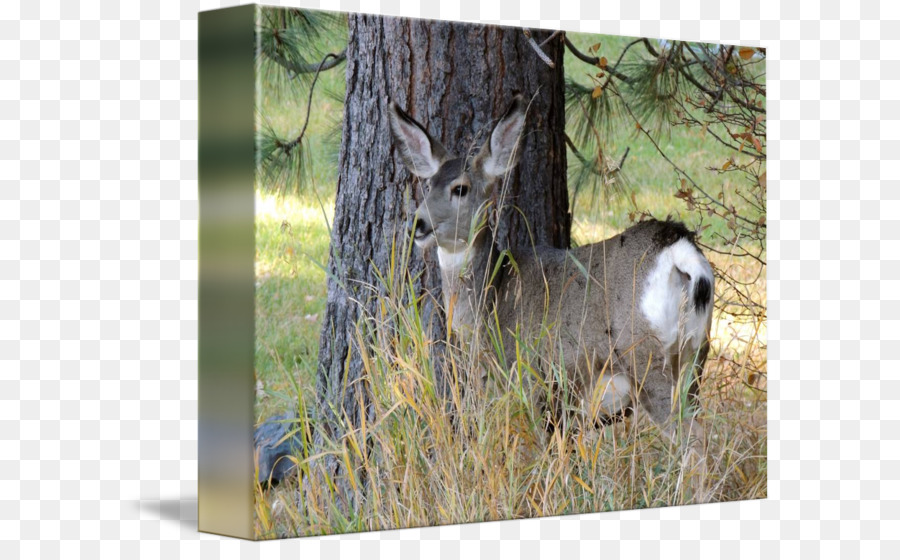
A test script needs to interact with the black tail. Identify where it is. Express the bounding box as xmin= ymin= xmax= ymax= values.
xmin=693 ymin=276 xmax=712 ymax=314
